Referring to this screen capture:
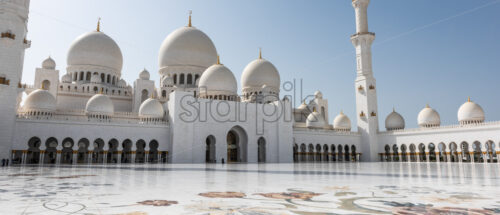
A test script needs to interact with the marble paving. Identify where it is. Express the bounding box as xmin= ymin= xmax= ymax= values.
xmin=0 ymin=163 xmax=499 ymax=214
